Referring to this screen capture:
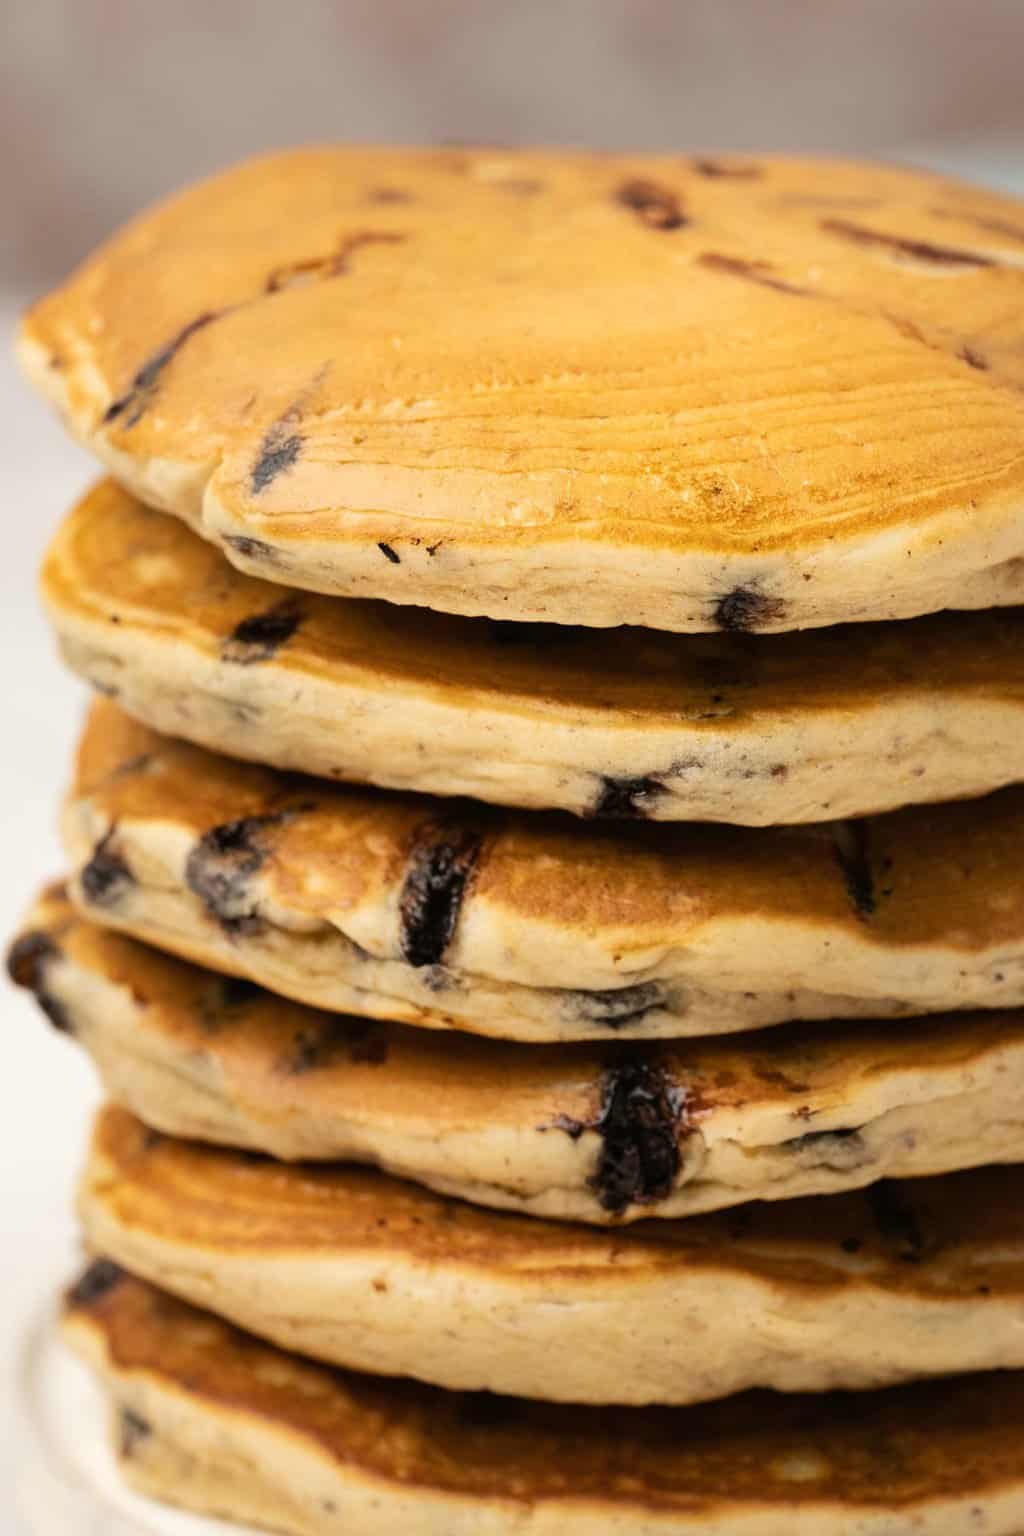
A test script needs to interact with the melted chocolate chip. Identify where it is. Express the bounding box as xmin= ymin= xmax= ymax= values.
xmin=224 ymin=535 xmax=281 ymax=563
xmin=281 ymin=1022 xmax=342 ymax=1075
xmin=251 ymin=422 xmax=303 ymax=494
xmin=219 ymin=976 xmax=264 ymax=1009
xmin=592 ymin=775 xmax=663 ymax=819
xmin=6 ymin=930 xmax=59 ymax=992
xmin=570 ymin=982 xmax=667 ymax=1029
xmin=714 ymin=586 xmax=787 ymax=632
xmin=820 ymin=218 xmax=995 ymax=269
xmin=833 ymin=821 xmax=876 ymax=919
xmin=222 ymin=600 xmax=303 ymax=664
xmin=399 ymin=822 xmax=484 ymax=968
xmin=185 ymin=814 xmax=283 ymax=935
xmin=867 ymin=1181 xmax=924 ymax=1262
xmin=692 ymin=158 xmax=763 ymax=179
xmin=698 ymin=251 xmax=807 ymax=296
xmin=6 ymin=930 xmax=71 ymax=1033
xmin=616 ymin=179 xmax=687 ymax=231
xmin=959 ymin=345 xmax=989 ymax=370
xmin=377 ymin=542 xmax=401 ymax=564
xmin=103 ymin=312 xmax=219 ymax=427
xmin=119 ymin=1408 xmax=152 ymax=1459
xmin=266 ymin=231 xmax=406 ymax=292
xmin=80 ymin=831 xmax=134 ymax=908
xmin=67 ymin=1258 xmax=125 ymax=1308
xmin=590 ymin=1061 xmax=683 ymax=1215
